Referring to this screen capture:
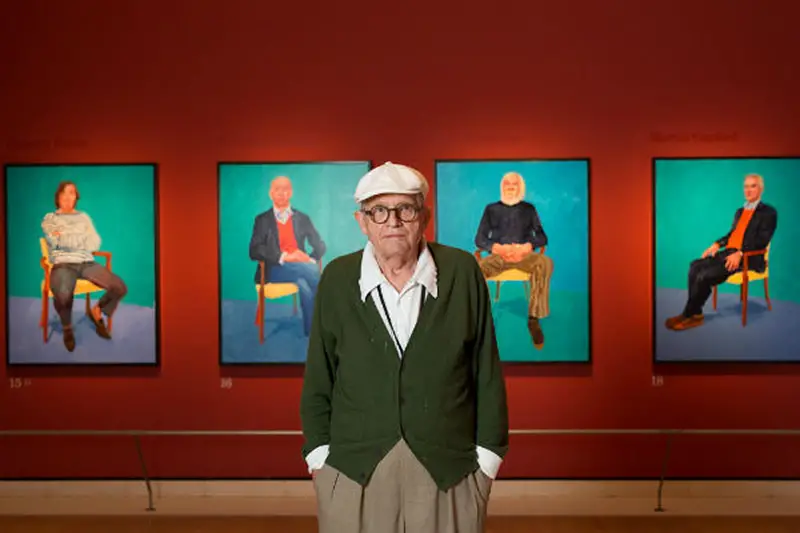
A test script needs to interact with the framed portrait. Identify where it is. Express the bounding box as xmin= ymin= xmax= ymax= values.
xmin=4 ymin=163 xmax=160 ymax=366
xmin=653 ymin=156 xmax=800 ymax=363
xmin=434 ymin=159 xmax=592 ymax=363
xmin=218 ymin=161 xmax=372 ymax=365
